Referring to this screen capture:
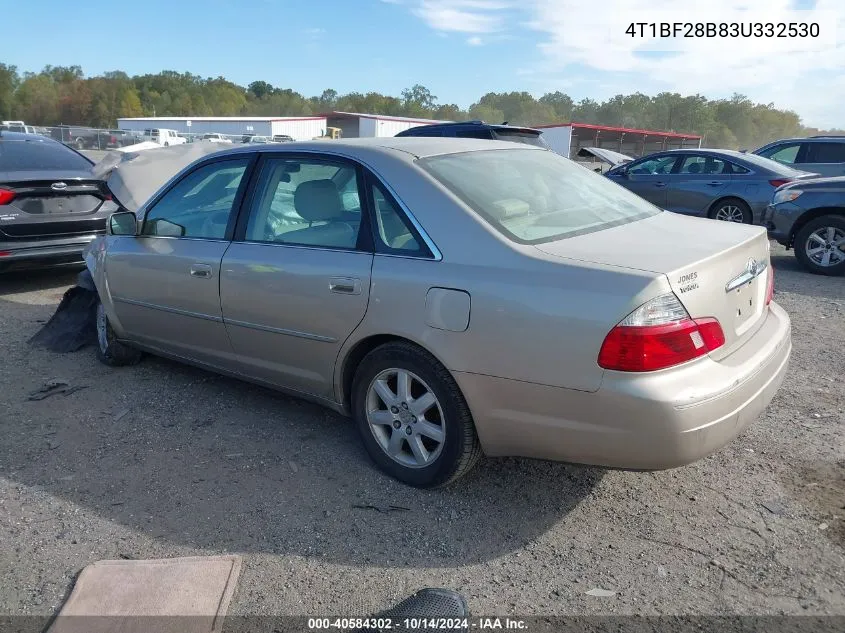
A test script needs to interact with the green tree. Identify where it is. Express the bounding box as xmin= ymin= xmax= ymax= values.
xmin=0 ymin=63 xmax=20 ymax=119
